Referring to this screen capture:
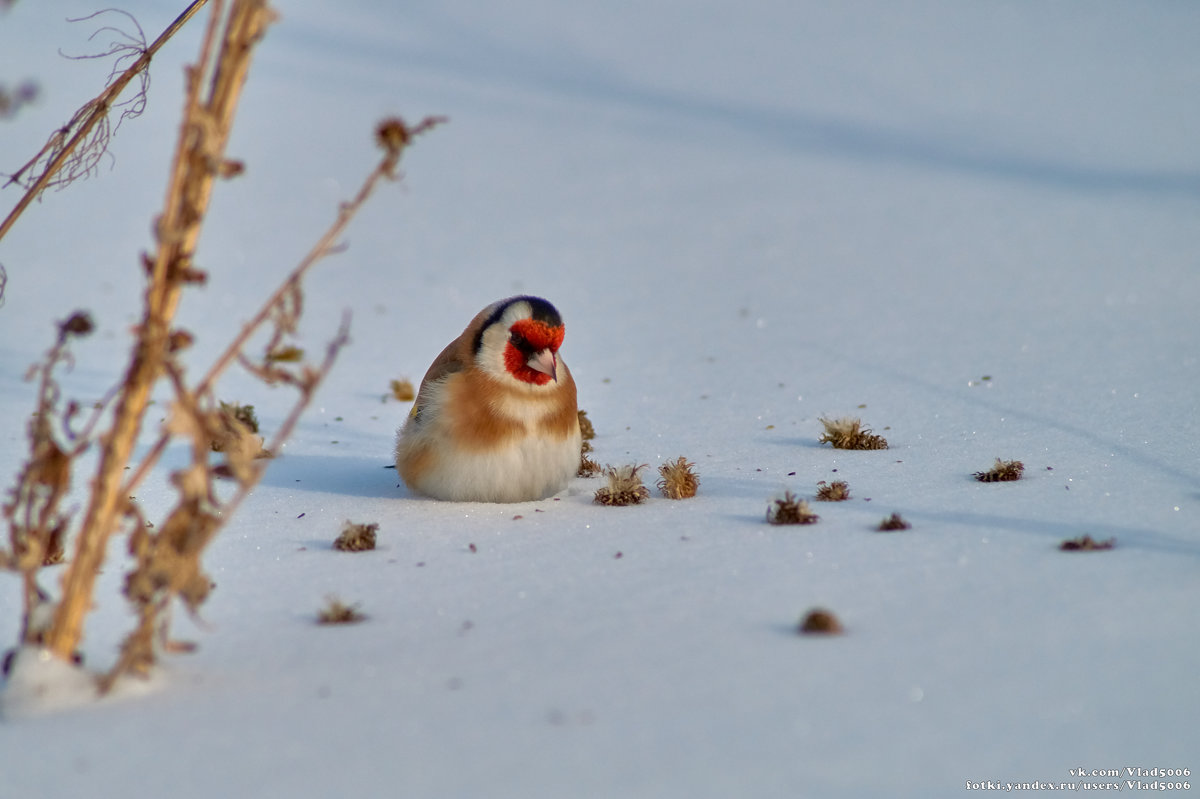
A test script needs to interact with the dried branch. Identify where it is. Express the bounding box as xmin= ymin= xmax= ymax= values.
xmin=1 ymin=312 xmax=95 ymax=647
xmin=43 ymin=0 xmax=270 ymax=666
xmin=0 ymin=1 xmax=211 ymax=244
xmin=123 ymin=115 xmax=445 ymax=498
